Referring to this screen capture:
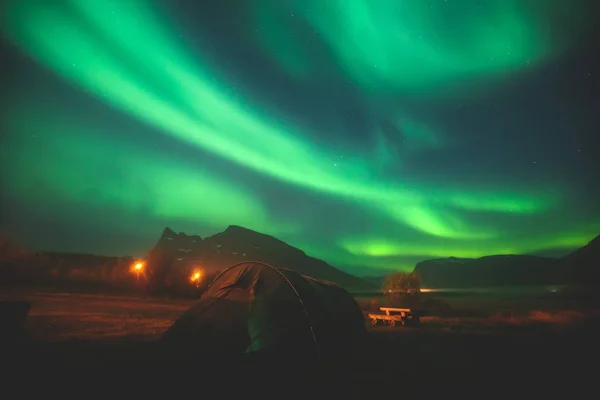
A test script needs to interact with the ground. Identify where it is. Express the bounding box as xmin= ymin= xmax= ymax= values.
xmin=3 ymin=290 xmax=596 ymax=342
xmin=0 ymin=291 xmax=191 ymax=342
xmin=1 ymin=289 xmax=598 ymax=395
